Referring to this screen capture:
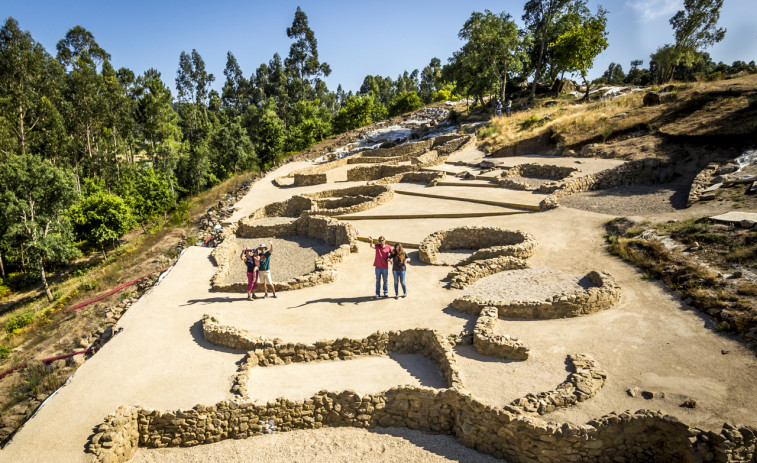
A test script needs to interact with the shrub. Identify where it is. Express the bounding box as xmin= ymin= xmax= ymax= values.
xmin=6 ymin=311 xmax=35 ymax=334
xmin=0 ymin=345 xmax=11 ymax=359
xmin=519 ymin=114 xmax=541 ymax=130
xmin=79 ymin=280 xmax=98 ymax=292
